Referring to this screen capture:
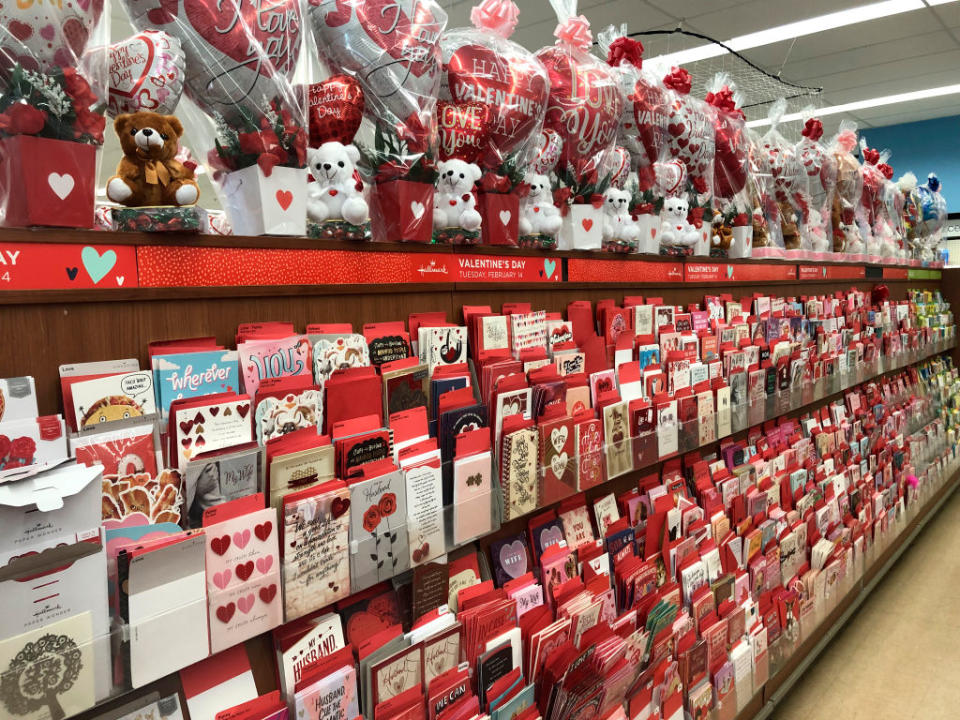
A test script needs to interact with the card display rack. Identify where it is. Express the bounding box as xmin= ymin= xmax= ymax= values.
xmin=0 ymin=225 xmax=957 ymax=720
